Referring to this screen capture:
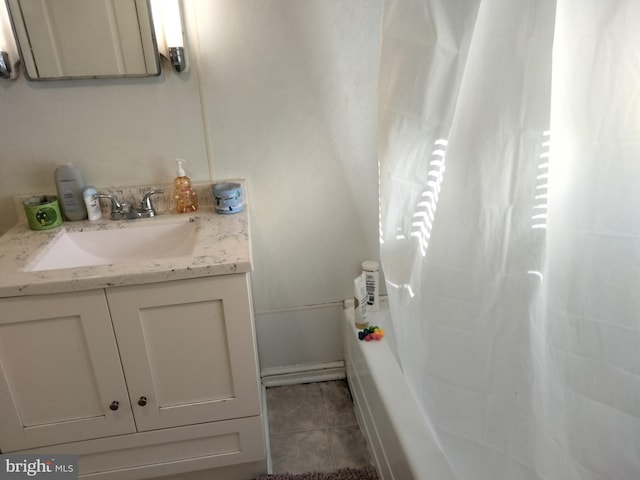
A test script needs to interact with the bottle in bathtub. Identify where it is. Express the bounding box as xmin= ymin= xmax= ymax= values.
xmin=354 ymin=275 xmax=369 ymax=329
xmin=362 ymin=260 xmax=380 ymax=312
